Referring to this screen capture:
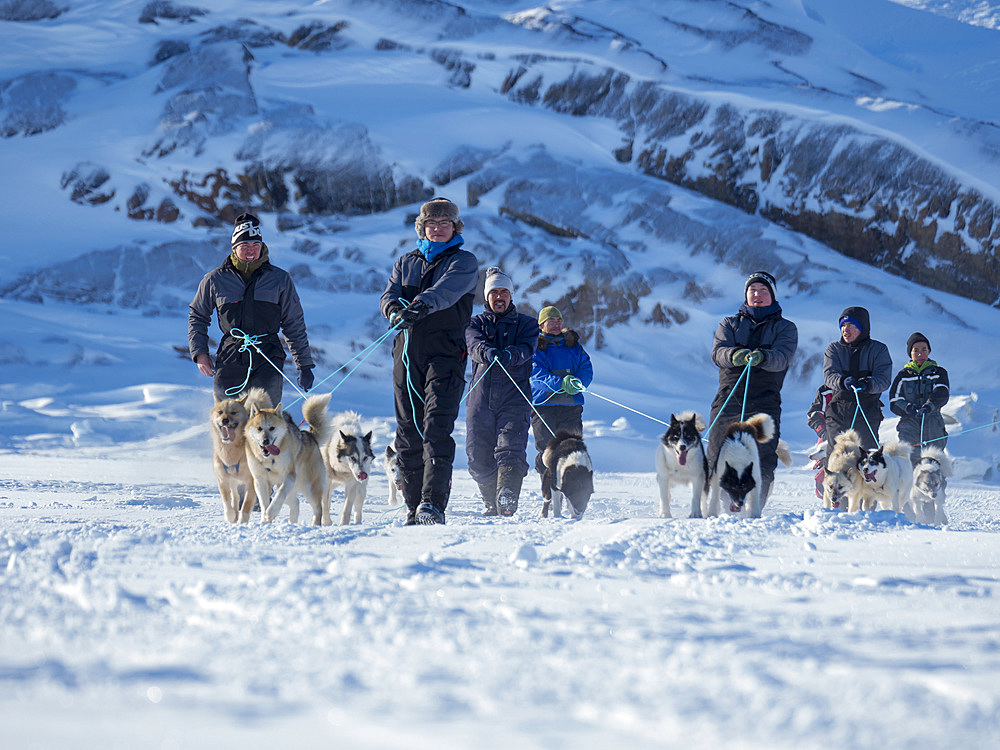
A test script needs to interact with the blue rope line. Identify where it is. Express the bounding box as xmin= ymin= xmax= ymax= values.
xmin=703 ymin=362 xmax=752 ymax=440
xmin=461 ymin=358 xmax=496 ymax=403
xmin=848 ymin=386 xmax=881 ymax=447
xmin=225 ymin=327 xmax=306 ymax=400
xmin=496 ymin=358 xmax=558 ymax=437
xmin=911 ymin=418 xmax=999 ymax=446
xmin=574 ymin=380 xmax=670 ymax=429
